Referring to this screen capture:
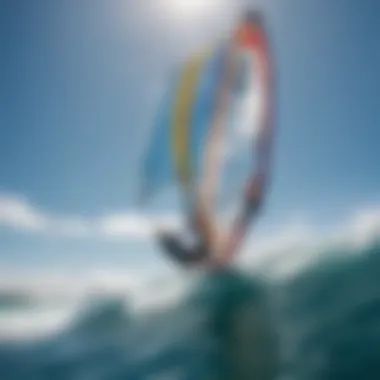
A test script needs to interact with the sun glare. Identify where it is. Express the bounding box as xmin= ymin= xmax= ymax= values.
xmin=164 ymin=0 xmax=221 ymax=18
xmin=169 ymin=0 xmax=207 ymax=14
